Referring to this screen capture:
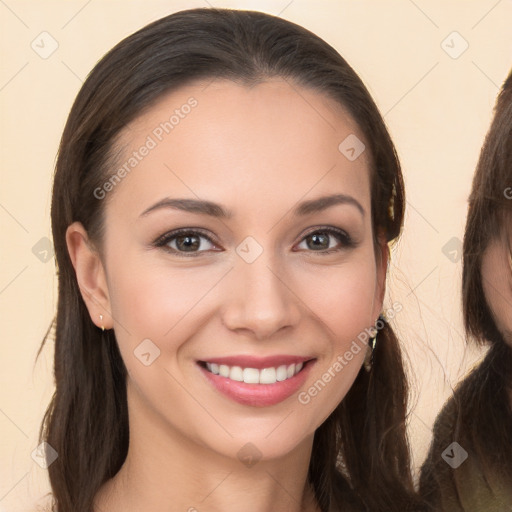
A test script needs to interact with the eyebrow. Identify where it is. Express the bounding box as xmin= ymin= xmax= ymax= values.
xmin=139 ymin=193 xmax=365 ymax=219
